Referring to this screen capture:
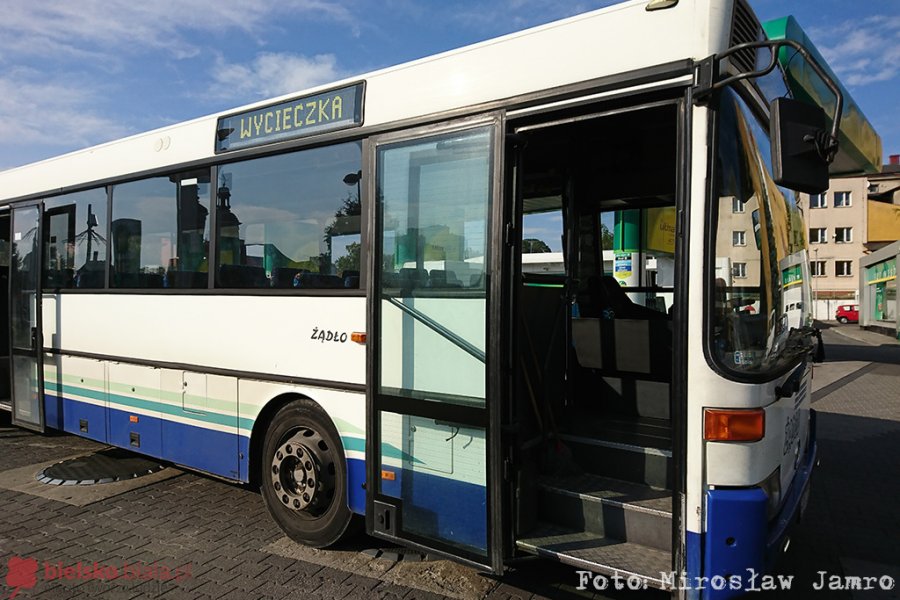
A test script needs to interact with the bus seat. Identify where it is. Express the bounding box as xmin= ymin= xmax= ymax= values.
xmin=399 ymin=268 xmax=428 ymax=289
xmin=141 ymin=273 xmax=164 ymax=288
xmin=429 ymin=269 xmax=461 ymax=288
xmin=76 ymin=269 xmax=106 ymax=288
xmin=167 ymin=270 xmax=207 ymax=289
xmin=572 ymin=316 xmax=672 ymax=419
xmin=218 ymin=264 xmax=268 ymax=288
xmin=296 ymin=273 xmax=344 ymax=289
xmin=271 ymin=267 xmax=301 ymax=288
xmin=341 ymin=270 xmax=360 ymax=288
